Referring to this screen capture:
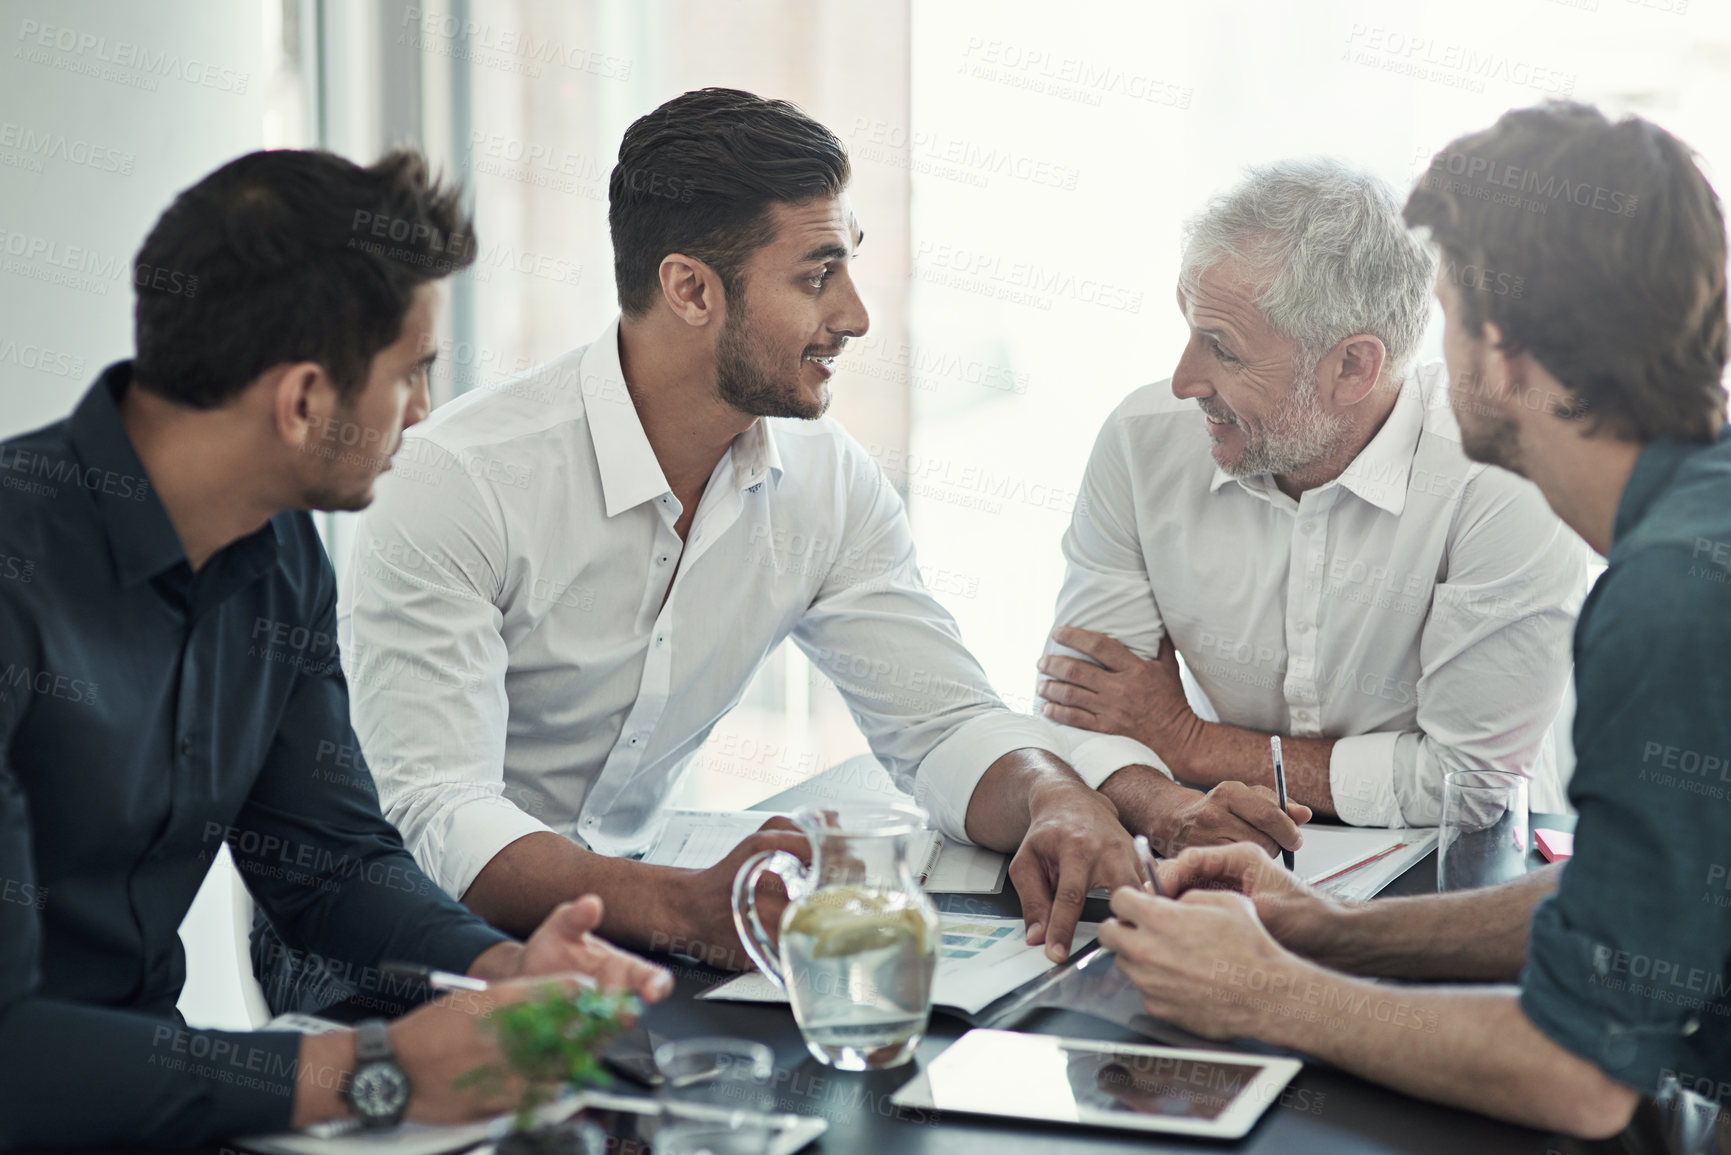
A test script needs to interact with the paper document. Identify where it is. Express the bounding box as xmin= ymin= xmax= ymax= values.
xmin=639 ymin=809 xmax=1007 ymax=894
xmin=700 ymin=913 xmax=1097 ymax=1015
xmin=1314 ymin=830 xmax=1440 ymax=901
xmin=1294 ymin=827 xmax=1406 ymax=884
